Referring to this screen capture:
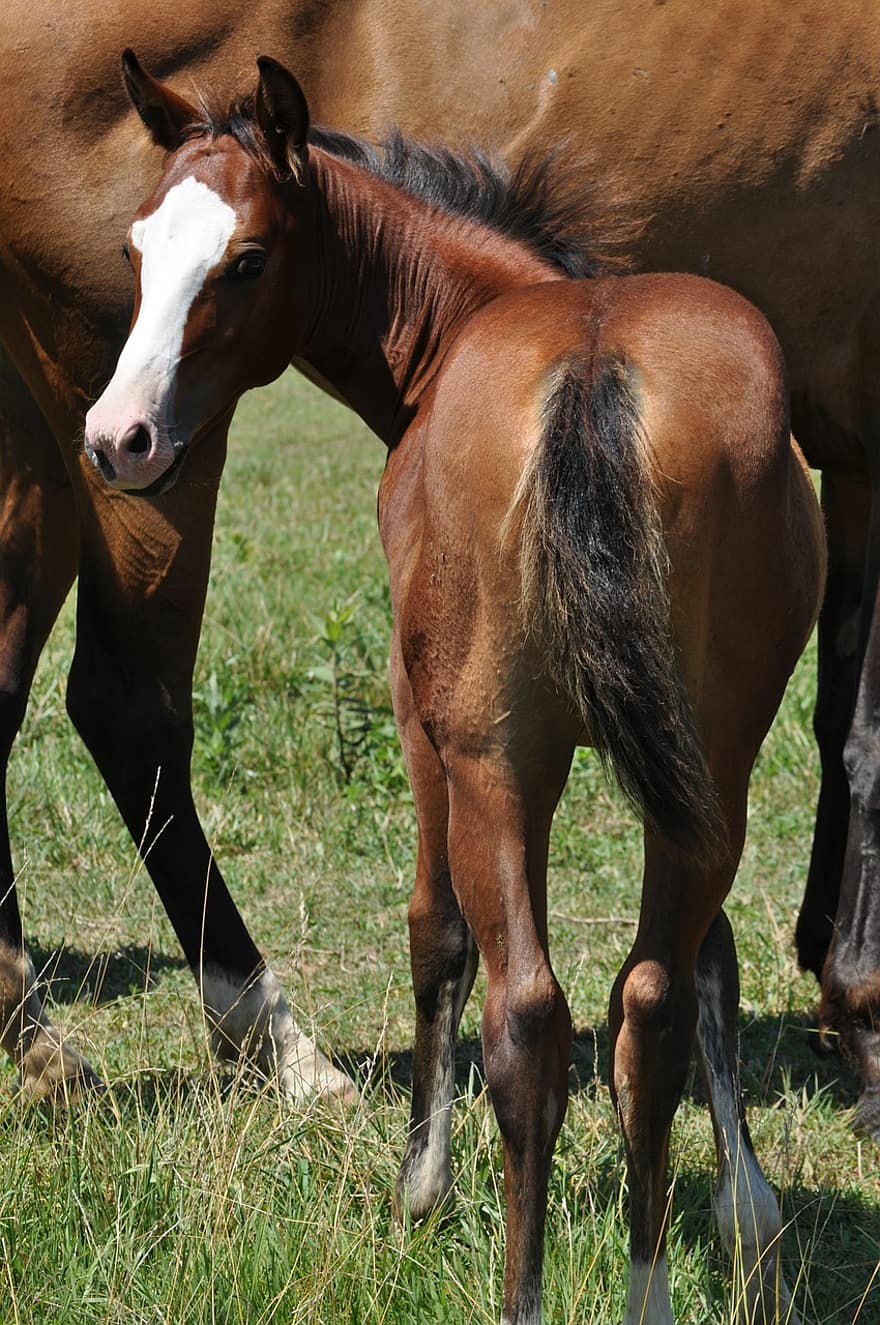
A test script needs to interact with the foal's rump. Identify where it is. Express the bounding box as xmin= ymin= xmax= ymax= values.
xmin=411 ymin=273 xmax=823 ymax=845
xmin=607 ymin=274 xmax=825 ymax=768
